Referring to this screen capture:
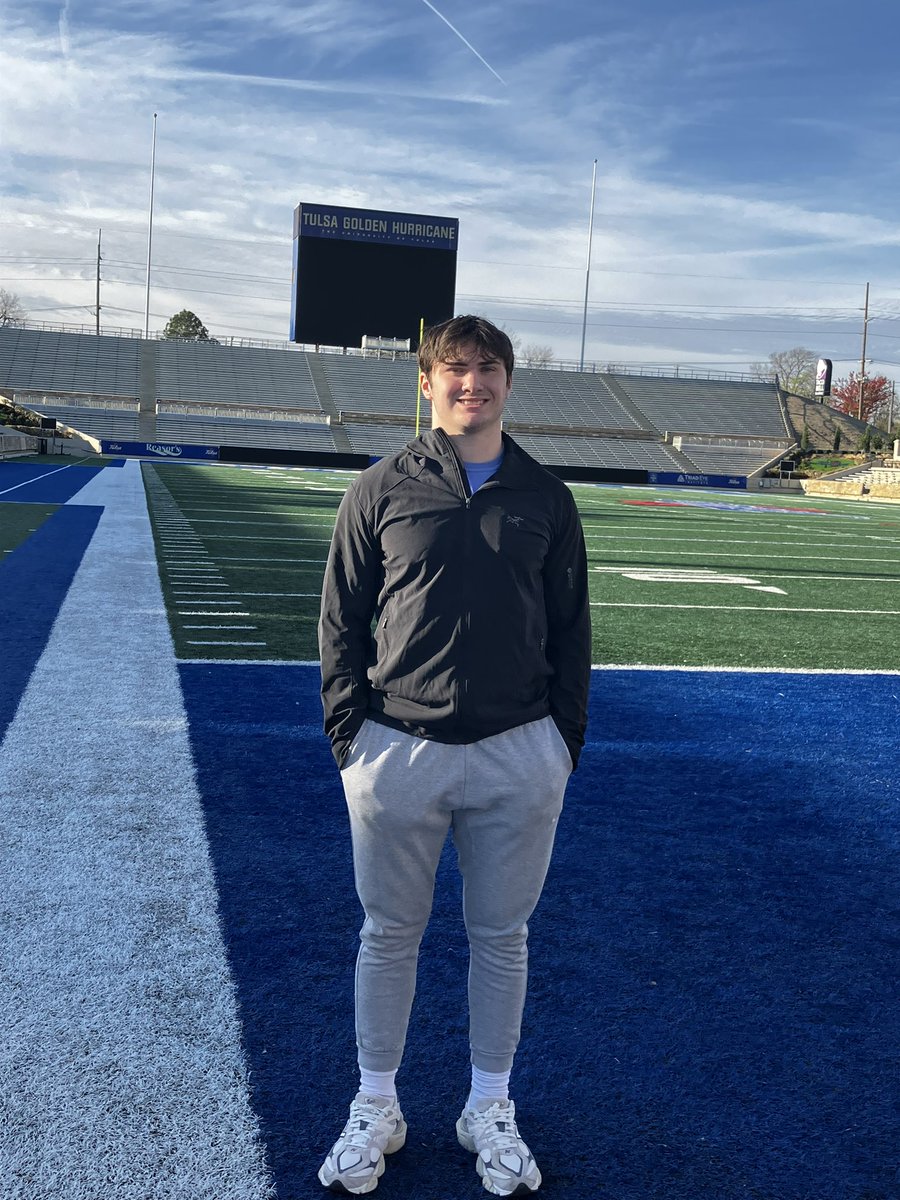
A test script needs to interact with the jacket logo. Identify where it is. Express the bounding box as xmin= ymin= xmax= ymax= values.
xmin=506 ymin=515 xmax=524 ymax=527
